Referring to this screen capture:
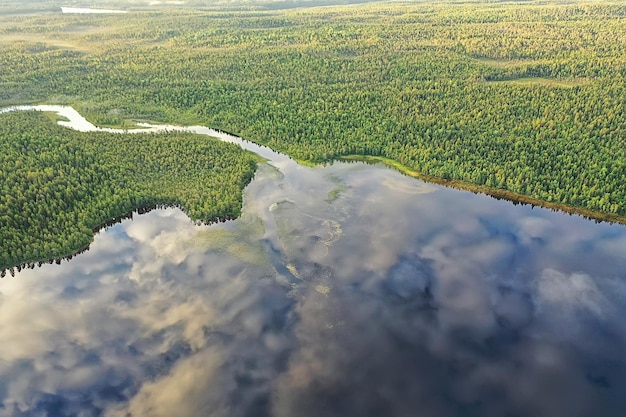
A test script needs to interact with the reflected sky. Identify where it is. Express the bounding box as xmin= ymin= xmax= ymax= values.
xmin=1 ymin=123 xmax=626 ymax=416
